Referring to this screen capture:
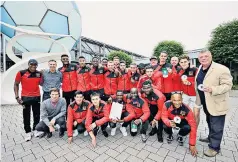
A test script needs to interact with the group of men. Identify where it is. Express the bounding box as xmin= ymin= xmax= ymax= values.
xmin=14 ymin=50 xmax=233 ymax=157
